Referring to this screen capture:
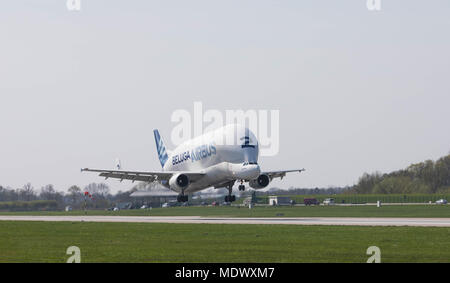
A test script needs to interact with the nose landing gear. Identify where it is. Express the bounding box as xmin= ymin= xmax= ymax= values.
xmin=238 ymin=180 xmax=245 ymax=191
